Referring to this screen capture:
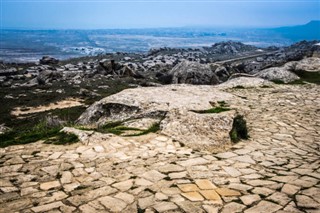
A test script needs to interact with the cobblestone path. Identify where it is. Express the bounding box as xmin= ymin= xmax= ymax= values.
xmin=1 ymin=84 xmax=319 ymax=213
